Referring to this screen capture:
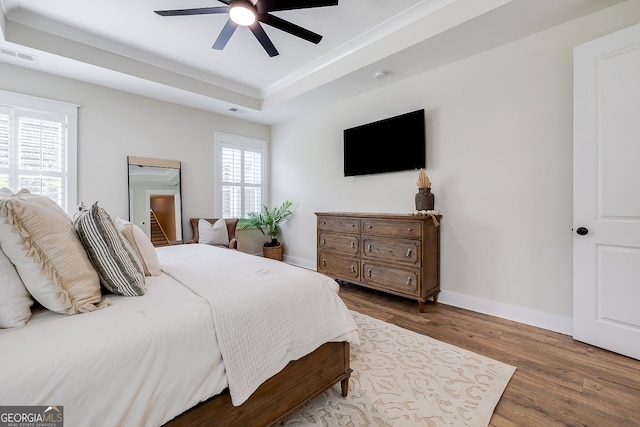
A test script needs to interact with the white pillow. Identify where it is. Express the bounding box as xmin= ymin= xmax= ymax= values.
xmin=0 ymin=190 xmax=104 ymax=314
xmin=115 ymin=217 xmax=161 ymax=276
xmin=0 ymin=247 xmax=33 ymax=328
xmin=0 ymin=187 xmax=34 ymax=327
xmin=198 ymin=218 xmax=230 ymax=246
